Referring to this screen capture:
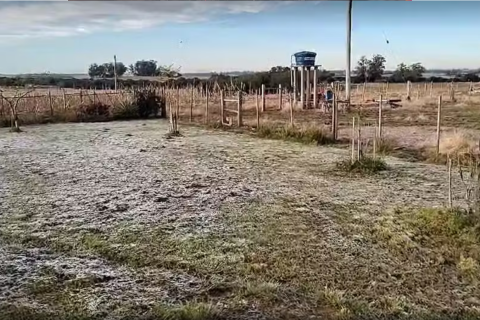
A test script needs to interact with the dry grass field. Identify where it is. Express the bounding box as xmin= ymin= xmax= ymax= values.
xmin=1 ymin=82 xmax=480 ymax=319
